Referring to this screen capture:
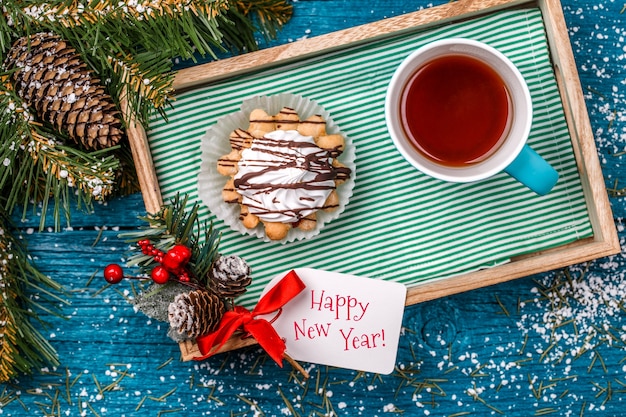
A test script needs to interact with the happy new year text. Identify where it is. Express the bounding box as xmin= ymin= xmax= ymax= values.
xmin=291 ymin=290 xmax=386 ymax=351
